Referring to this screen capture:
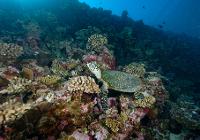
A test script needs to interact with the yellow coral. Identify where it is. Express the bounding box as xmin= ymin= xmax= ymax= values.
xmin=123 ymin=62 xmax=146 ymax=78
xmin=37 ymin=75 xmax=61 ymax=86
xmin=119 ymin=112 xmax=128 ymax=123
xmin=64 ymin=76 xmax=100 ymax=94
xmin=105 ymin=118 xmax=121 ymax=133
xmin=133 ymin=91 xmax=156 ymax=108
xmin=87 ymin=34 xmax=108 ymax=51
